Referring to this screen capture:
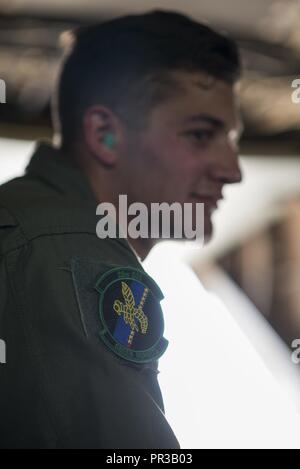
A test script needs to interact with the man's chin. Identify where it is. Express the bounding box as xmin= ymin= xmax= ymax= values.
xmin=204 ymin=217 xmax=214 ymax=244
xmin=136 ymin=213 xmax=214 ymax=245
xmin=204 ymin=230 xmax=213 ymax=244
xmin=157 ymin=221 xmax=214 ymax=245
